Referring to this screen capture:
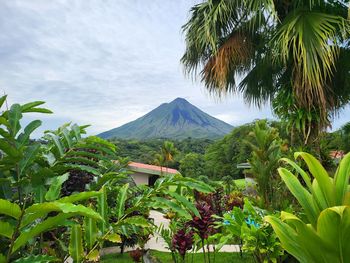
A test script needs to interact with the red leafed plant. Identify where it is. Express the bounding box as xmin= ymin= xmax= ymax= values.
xmin=172 ymin=227 xmax=194 ymax=260
xmin=129 ymin=248 xmax=143 ymax=262
xmin=188 ymin=202 xmax=216 ymax=240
